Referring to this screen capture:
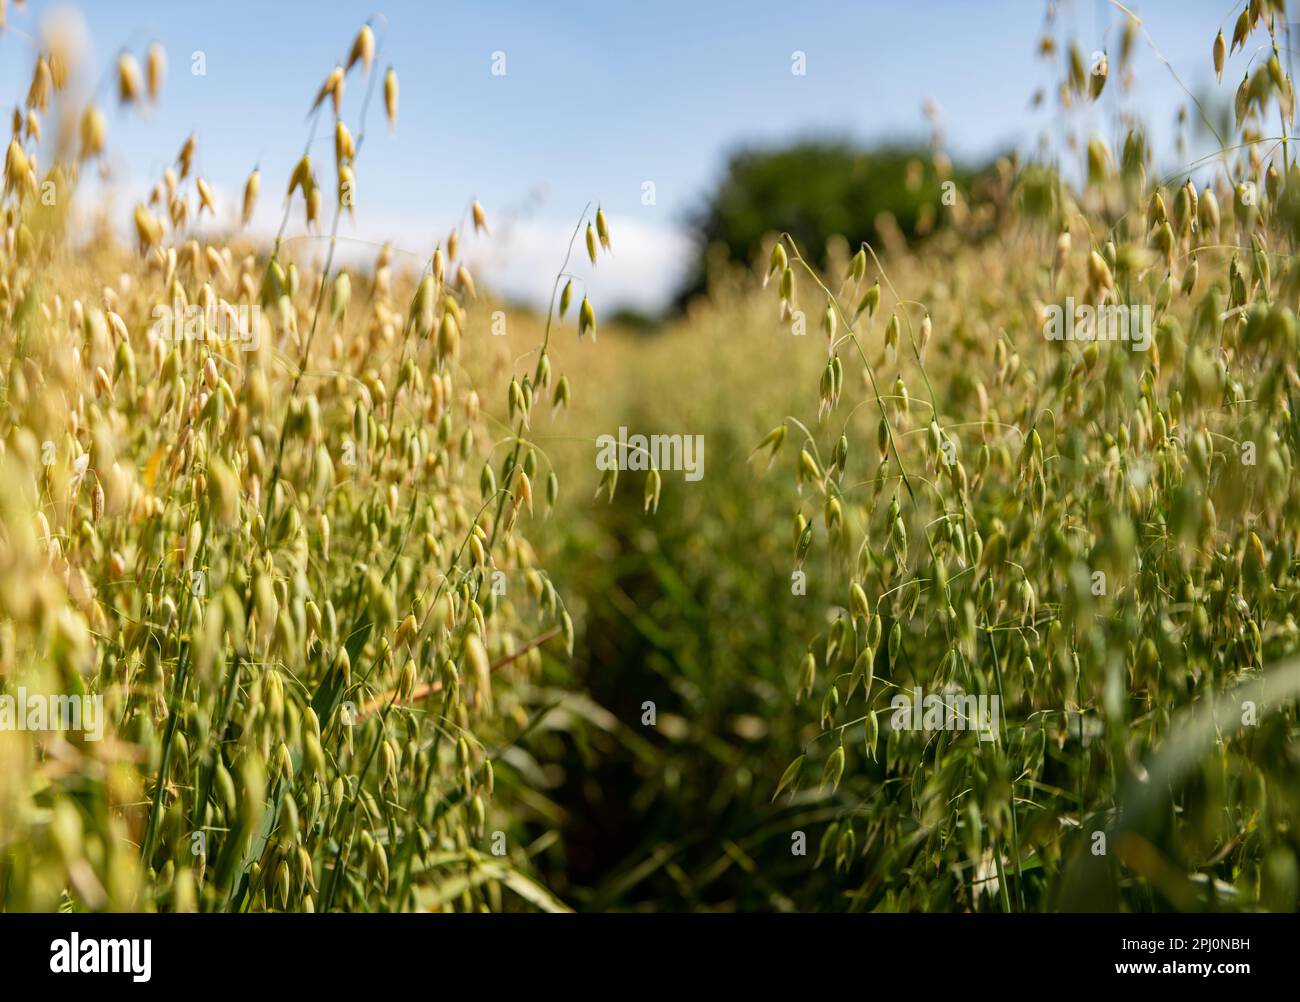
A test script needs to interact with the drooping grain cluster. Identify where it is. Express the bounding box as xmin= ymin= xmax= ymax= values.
xmin=0 ymin=15 xmax=595 ymax=912
xmin=762 ymin=0 xmax=1300 ymax=910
